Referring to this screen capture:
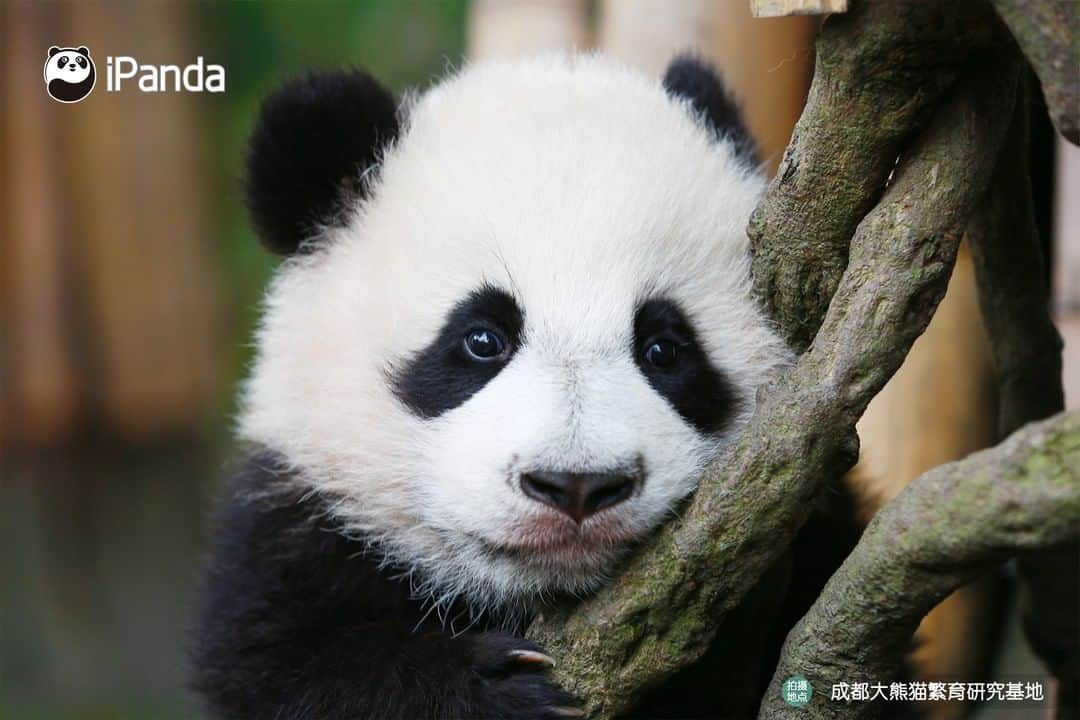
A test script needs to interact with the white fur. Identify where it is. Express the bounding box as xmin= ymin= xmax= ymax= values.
xmin=240 ymin=54 xmax=791 ymax=616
